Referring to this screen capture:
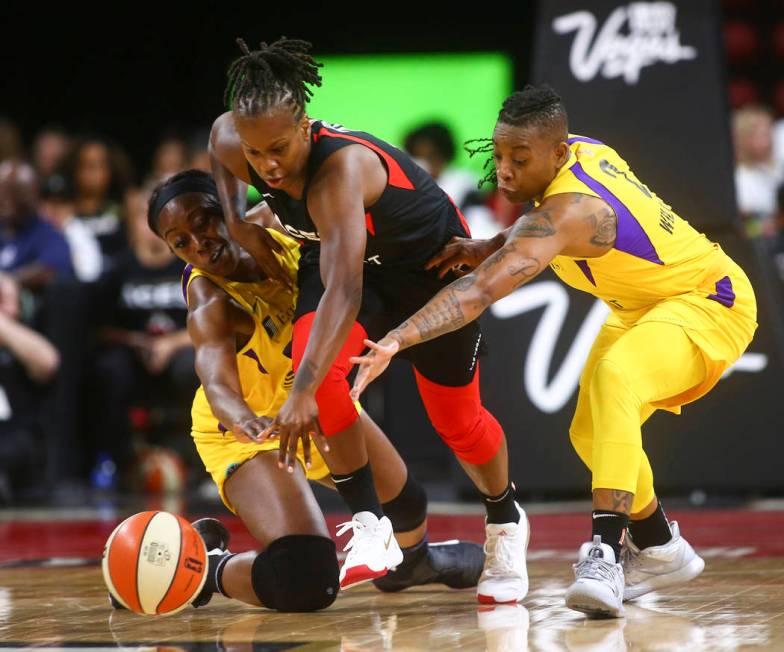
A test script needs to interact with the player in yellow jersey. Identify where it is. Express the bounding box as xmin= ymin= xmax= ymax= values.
xmin=349 ymin=86 xmax=758 ymax=619
xmin=138 ymin=169 xmax=484 ymax=613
